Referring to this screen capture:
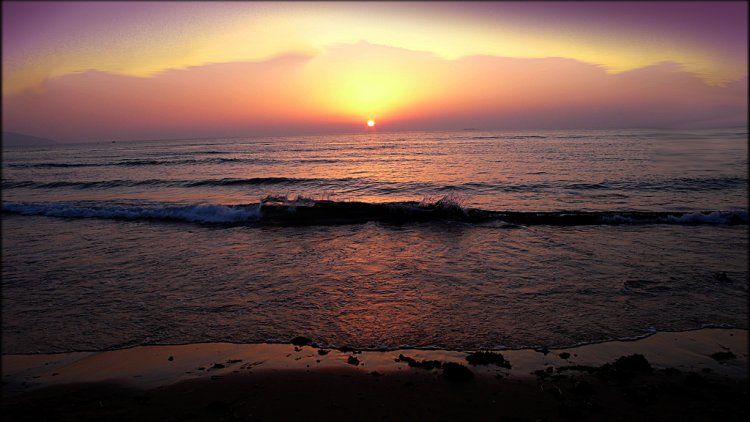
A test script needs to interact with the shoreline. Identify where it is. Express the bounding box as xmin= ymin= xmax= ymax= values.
xmin=2 ymin=324 xmax=743 ymax=355
xmin=2 ymin=328 xmax=746 ymax=393
xmin=2 ymin=328 xmax=747 ymax=420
